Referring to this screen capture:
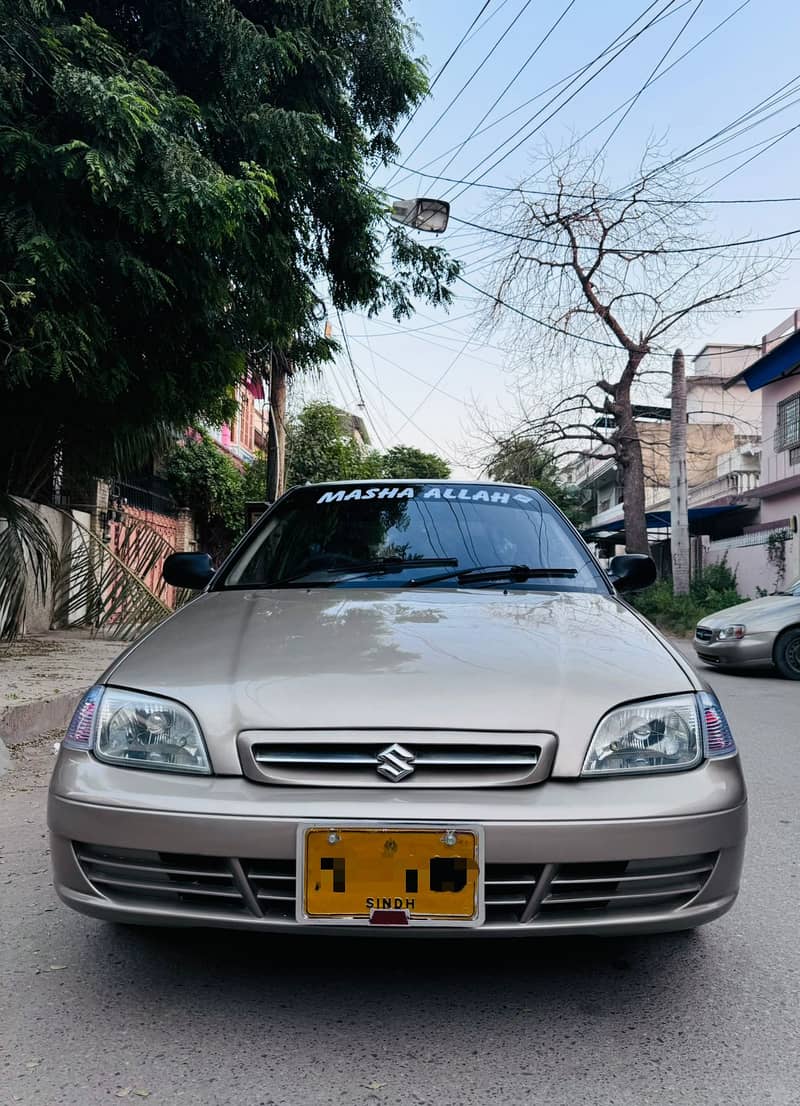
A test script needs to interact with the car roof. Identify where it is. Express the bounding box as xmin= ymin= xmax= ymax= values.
xmin=296 ymin=478 xmax=541 ymax=493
